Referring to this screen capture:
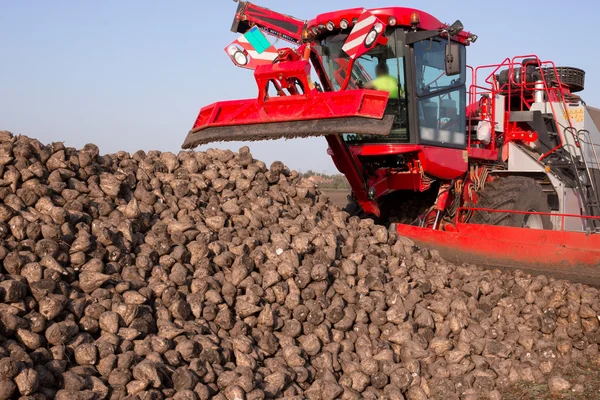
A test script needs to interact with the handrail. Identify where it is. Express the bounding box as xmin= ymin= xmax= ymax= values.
xmin=457 ymin=206 xmax=600 ymax=231
xmin=577 ymin=130 xmax=600 ymax=214
xmin=467 ymin=55 xmax=600 ymax=226
xmin=579 ymin=130 xmax=600 ymax=169
xmin=466 ymin=83 xmax=497 ymax=150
